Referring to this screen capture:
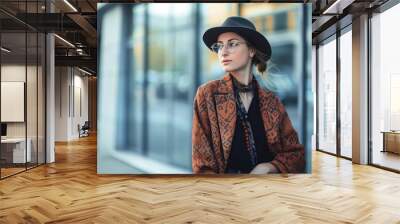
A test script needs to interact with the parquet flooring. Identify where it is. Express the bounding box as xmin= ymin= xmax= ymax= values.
xmin=1 ymin=167 xmax=25 ymax=178
xmin=0 ymin=134 xmax=399 ymax=223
